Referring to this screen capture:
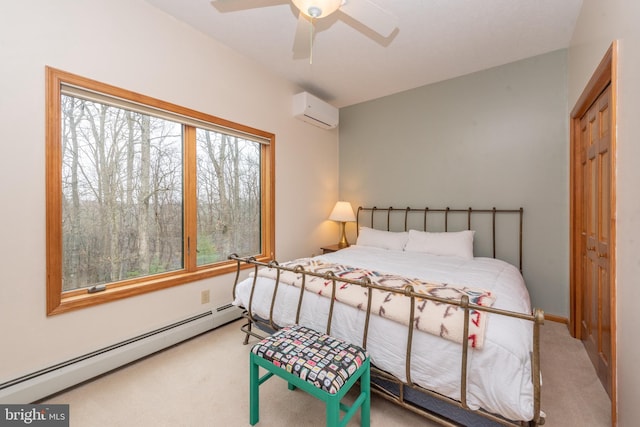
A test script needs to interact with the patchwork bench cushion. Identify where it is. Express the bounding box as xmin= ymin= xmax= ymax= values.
xmin=251 ymin=325 xmax=368 ymax=394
